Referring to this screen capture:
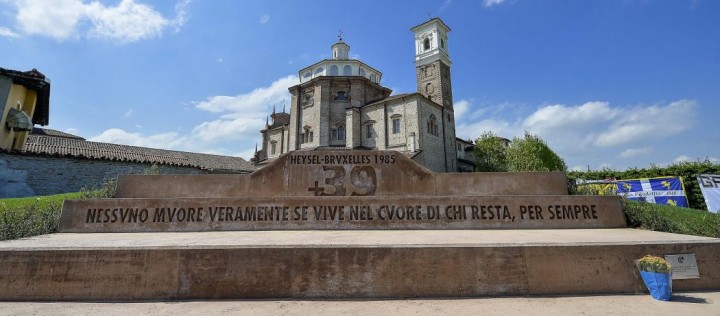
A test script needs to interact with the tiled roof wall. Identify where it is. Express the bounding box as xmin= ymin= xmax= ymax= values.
xmin=23 ymin=134 xmax=255 ymax=172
